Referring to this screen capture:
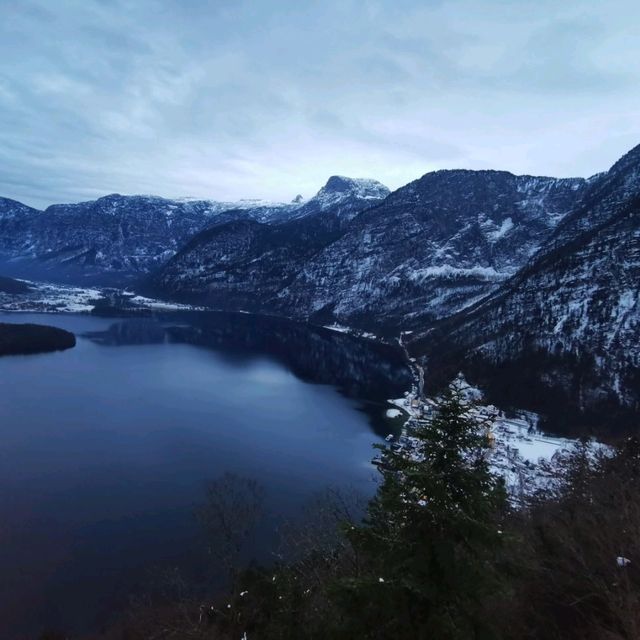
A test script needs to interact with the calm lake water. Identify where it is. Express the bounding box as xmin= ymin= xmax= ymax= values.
xmin=0 ymin=311 xmax=410 ymax=638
